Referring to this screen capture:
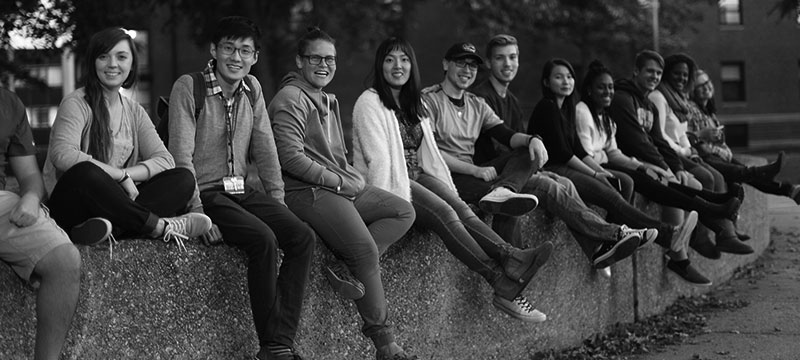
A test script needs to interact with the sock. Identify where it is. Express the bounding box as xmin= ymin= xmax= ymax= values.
xmin=267 ymin=343 xmax=292 ymax=356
